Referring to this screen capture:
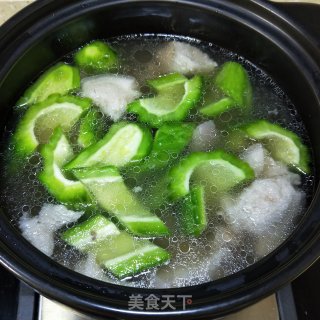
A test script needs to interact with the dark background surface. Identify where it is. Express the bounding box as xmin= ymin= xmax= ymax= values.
xmin=0 ymin=264 xmax=19 ymax=320
xmin=292 ymin=260 xmax=320 ymax=320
